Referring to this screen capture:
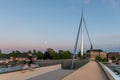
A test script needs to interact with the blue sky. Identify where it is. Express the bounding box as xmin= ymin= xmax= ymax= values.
xmin=0 ymin=0 xmax=120 ymax=53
